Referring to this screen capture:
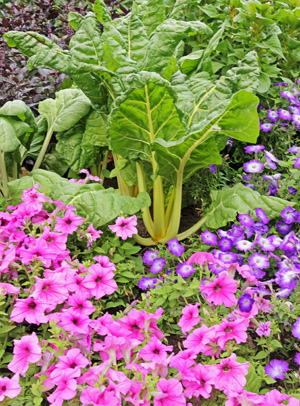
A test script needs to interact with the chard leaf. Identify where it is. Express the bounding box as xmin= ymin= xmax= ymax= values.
xmin=152 ymin=90 xmax=259 ymax=184
xmin=68 ymin=12 xmax=85 ymax=31
xmin=84 ymin=110 xmax=108 ymax=147
xmin=0 ymin=117 xmax=29 ymax=152
xmin=115 ymin=13 xmax=149 ymax=64
xmin=93 ymin=0 xmax=112 ymax=25
xmin=108 ymin=72 xmax=186 ymax=163
xmin=38 ymin=89 xmax=91 ymax=133
xmin=142 ymin=20 xmax=212 ymax=73
xmin=205 ymin=183 xmax=297 ymax=229
xmin=50 ymin=181 xmax=151 ymax=227
xmin=69 ymin=14 xmax=104 ymax=66
xmin=8 ymin=169 xmax=62 ymax=205
xmin=225 ymin=51 xmax=260 ymax=92
xmin=137 ymin=0 xmax=166 ymax=35
xmin=0 ymin=100 xmax=36 ymax=130
xmin=56 ymin=125 xmax=97 ymax=172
